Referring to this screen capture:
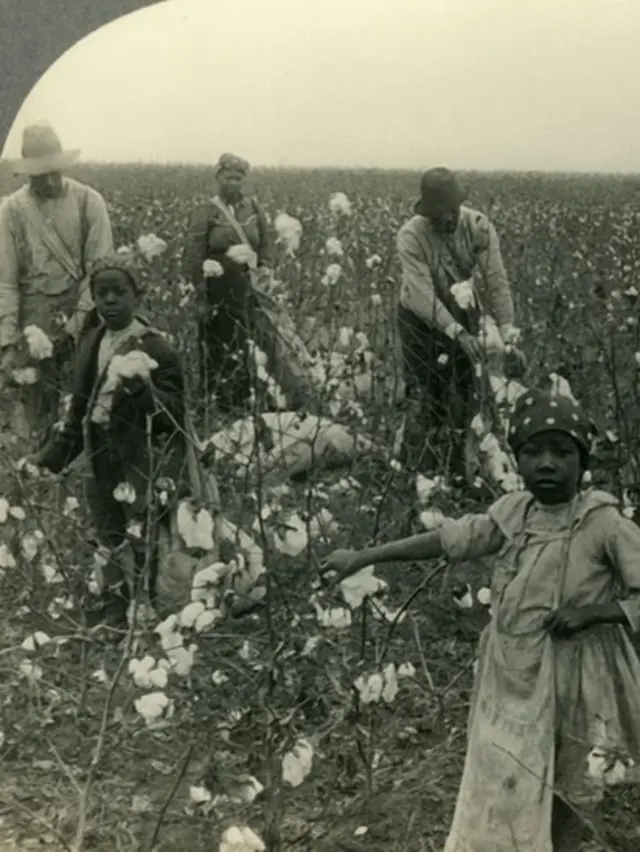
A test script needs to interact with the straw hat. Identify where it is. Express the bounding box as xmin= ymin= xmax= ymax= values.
xmin=9 ymin=122 xmax=80 ymax=176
